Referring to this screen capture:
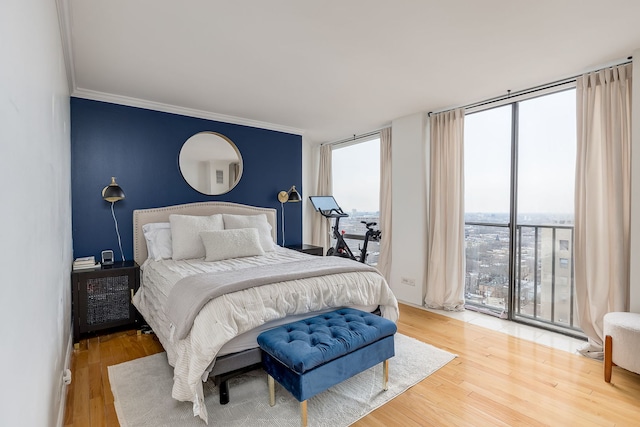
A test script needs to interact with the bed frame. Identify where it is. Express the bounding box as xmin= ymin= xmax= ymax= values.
xmin=132 ymin=201 xmax=278 ymax=404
